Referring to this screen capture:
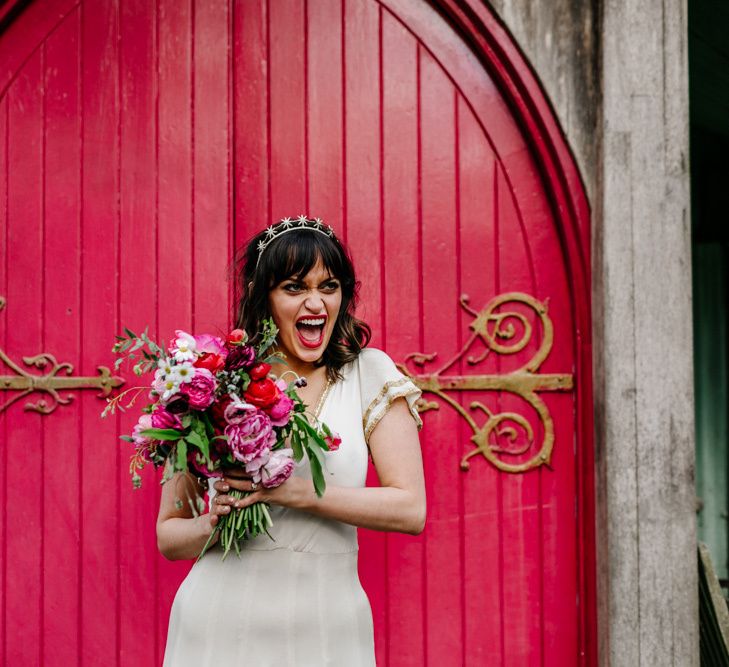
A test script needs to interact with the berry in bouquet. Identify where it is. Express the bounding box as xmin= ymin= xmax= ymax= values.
xmin=102 ymin=319 xmax=341 ymax=560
